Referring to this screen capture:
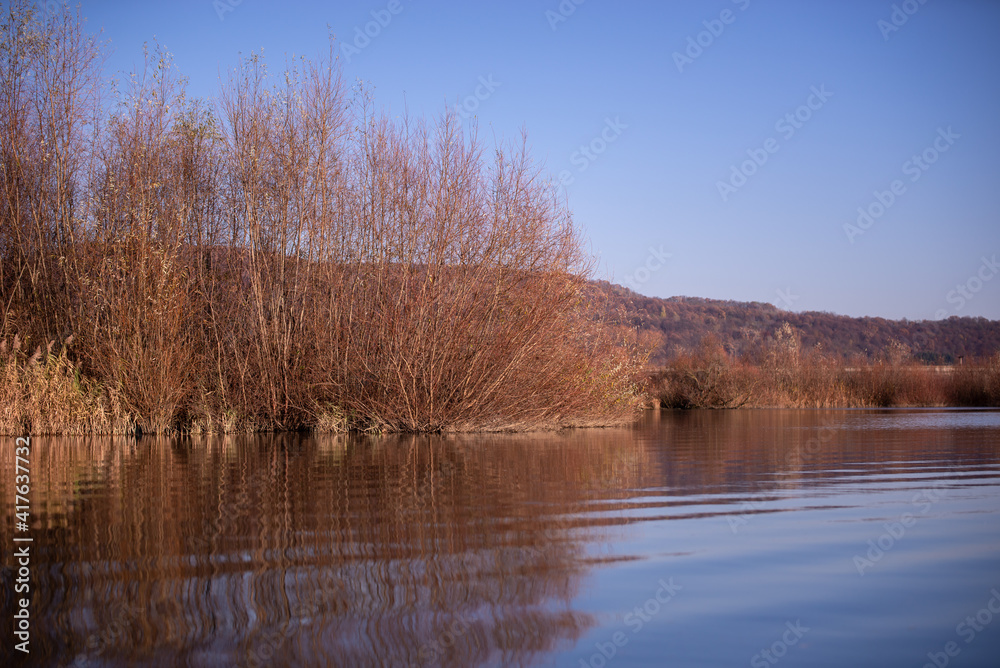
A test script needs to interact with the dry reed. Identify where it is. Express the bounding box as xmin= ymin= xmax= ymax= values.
xmin=649 ymin=329 xmax=1000 ymax=409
